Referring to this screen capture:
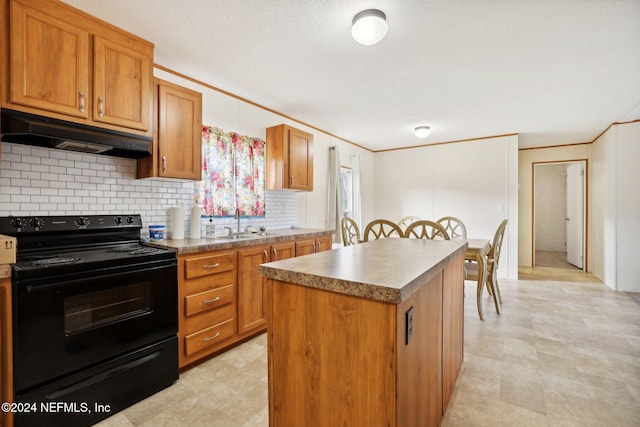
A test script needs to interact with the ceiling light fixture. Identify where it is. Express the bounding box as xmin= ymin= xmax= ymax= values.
xmin=414 ymin=126 xmax=431 ymax=138
xmin=351 ymin=9 xmax=388 ymax=46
